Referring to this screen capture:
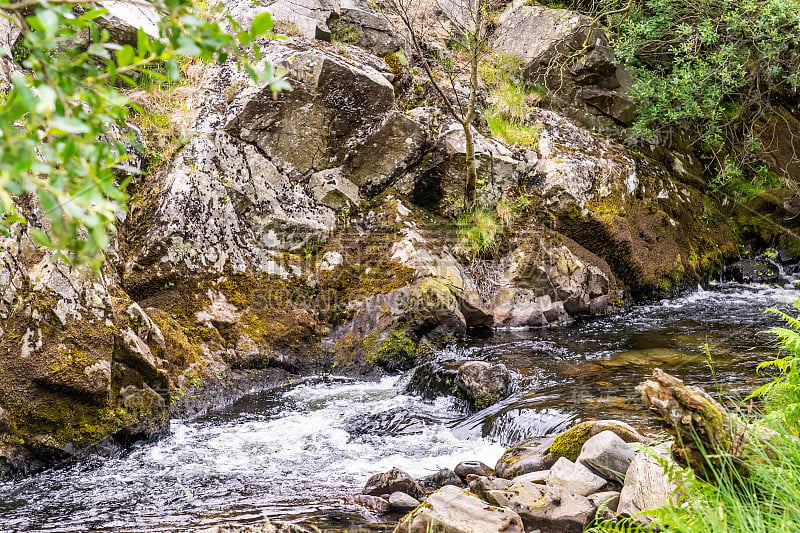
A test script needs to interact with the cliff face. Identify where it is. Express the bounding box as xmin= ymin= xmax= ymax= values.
xmin=0 ymin=0 xmax=737 ymax=475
